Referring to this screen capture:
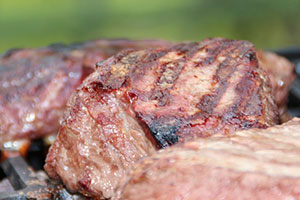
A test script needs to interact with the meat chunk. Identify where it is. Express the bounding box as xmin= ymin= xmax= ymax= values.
xmin=257 ymin=50 xmax=295 ymax=107
xmin=0 ymin=39 xmax=171 ymax=146
xmin=114 ymin=118 xmax=300 ymax=200
xmin=257 ymin=50 xmax=295 ymax=122
xmin=45 ymin=38 xmax=279 ymax=198
xmin=0 ymin=48 xmax=85 ymax=145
